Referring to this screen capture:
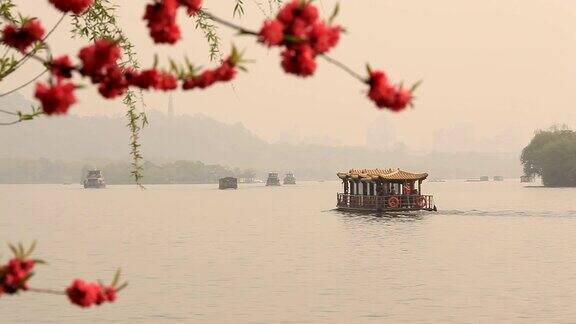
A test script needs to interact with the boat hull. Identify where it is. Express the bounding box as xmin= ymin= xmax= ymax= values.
xmin=336 ymin=206 xmax=436 ymax=213
xmin=84 ymin=183 xmax=106 ymax=189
